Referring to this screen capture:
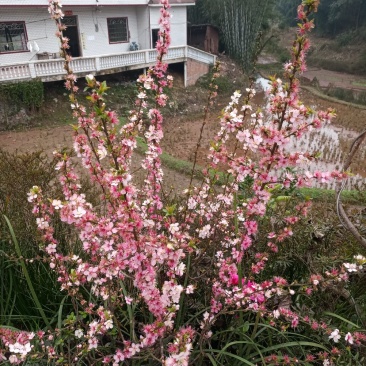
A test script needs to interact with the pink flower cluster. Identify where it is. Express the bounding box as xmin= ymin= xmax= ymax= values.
xmin=0 ymin=329 xmax=35 ymax=364
xmin=1 ymin=0 xmax=365 ymax=365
